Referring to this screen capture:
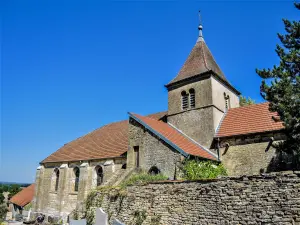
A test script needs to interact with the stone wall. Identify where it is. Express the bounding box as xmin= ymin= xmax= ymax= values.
xmin=220 ymin=142 xmax=277 ymax=176
xmin=168 ymin=107 xmax=216 ymax=148
xmin=127 ymin=118 xmax=182 ymax=179
xmin=211 ymin=76 xmax=240 ymax=112
xmin=219 ymin=131 xmax=286 ymax=176
xmin=86 ymin=171 xmax=300 ymax=225
xmin=167 ymin=77 xmax=215 ymax=148
xmin=167 ymin=76 xmax=239 ymax=148
xmin=32 ymin=158 xmax=126 ymax=222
